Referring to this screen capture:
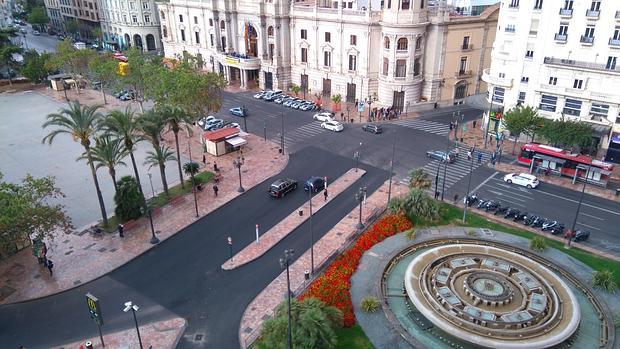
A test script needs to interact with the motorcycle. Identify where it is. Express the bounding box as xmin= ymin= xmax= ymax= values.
xmin=504 ymin=208 xmax=520 ymax=219
xmin=494 ymin=206 xmax=509 ymax=216
xmin=476 ymin=199 xmax=488 ymax=209
xmin=484 ymin=200 xmax=500 ymax=212
xmin=523 ymin=215 xmax=538 ymax=226
xmin=465 ymin=194 xmax=479 ymax=207
xmin=531 ymin=216 xmax=547 ymax=228
xmin=542 ymin=220 xmax=559 ymax=231
xmin=514 ymin=212 xmax=529 ymax=222
xmin=551 ymin=224 xmax=565 ymax=235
